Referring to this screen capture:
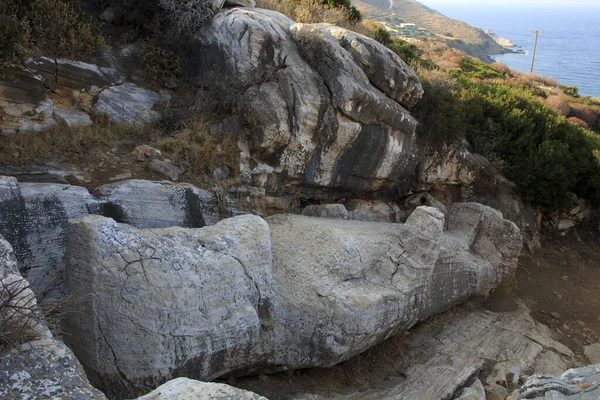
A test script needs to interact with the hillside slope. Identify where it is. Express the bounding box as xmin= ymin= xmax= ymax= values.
xmin=353 ymin=0 xmax=507 ymax=61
